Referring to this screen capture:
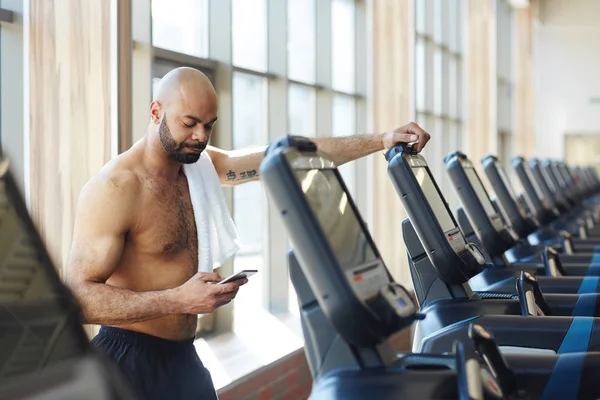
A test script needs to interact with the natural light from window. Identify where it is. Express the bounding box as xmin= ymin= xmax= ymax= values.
xmin=231 ymin=72 xmax=268 ymax=332
xmin=151 ymin=0 xmax=208 ymax=57
xmin=287 ymin=0 xmax=316 ymax=83
xmin=331 ymin=0 xmax=355 ymax=93
xmin=232 ymin=0 xmax=267 ymax=71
